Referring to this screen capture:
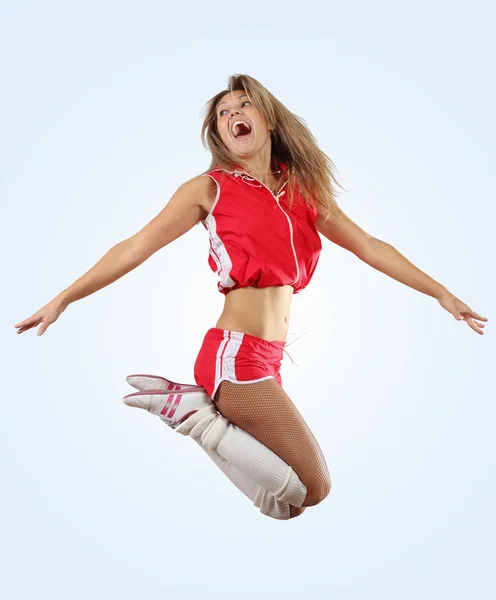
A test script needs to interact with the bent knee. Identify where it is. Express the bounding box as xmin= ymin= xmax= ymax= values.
xmin=303 ymin=474 xmax=331 ymax=507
